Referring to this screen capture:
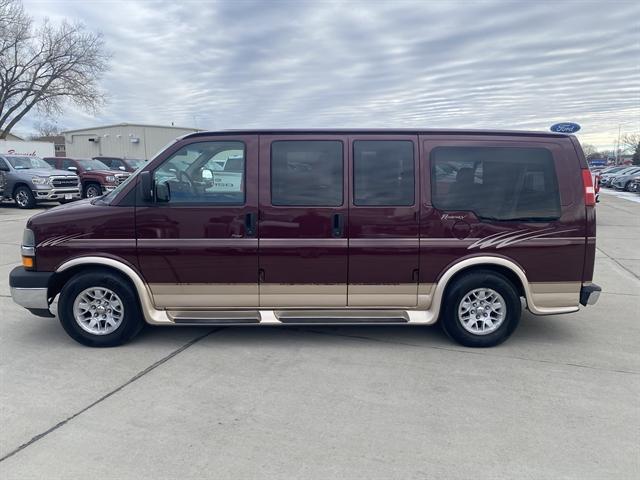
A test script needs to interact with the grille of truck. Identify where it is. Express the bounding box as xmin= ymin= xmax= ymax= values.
xmin=50 ymin=176 xmax=79 ymax=188
xmin=115 ymin=174 xmax=129 ymax=184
